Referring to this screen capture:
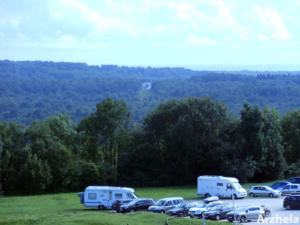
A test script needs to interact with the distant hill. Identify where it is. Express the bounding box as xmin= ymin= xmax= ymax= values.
xmin=1 ymin=60 xmax=300 ymax=124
